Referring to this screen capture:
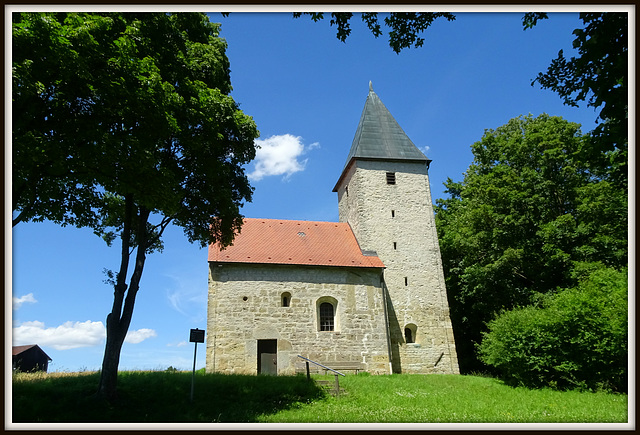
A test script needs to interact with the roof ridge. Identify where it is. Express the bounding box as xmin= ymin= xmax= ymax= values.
xmin=244 ymin=217 xmax=343 ymax=225
xmin=209 ymin=218 xmax=384 ymax=269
